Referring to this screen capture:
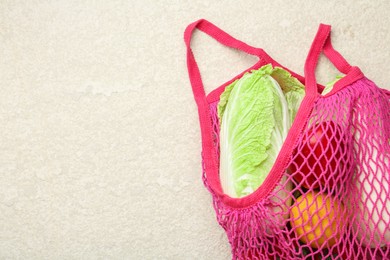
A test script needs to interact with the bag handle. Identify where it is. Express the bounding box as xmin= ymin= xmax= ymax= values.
xmin=304 ymin=24 xmax=353 ymax=96
xmin=184 ymin=19 xmax=271 ymax=193
xmin=184 ymin=19 xmax=268 ymax=106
